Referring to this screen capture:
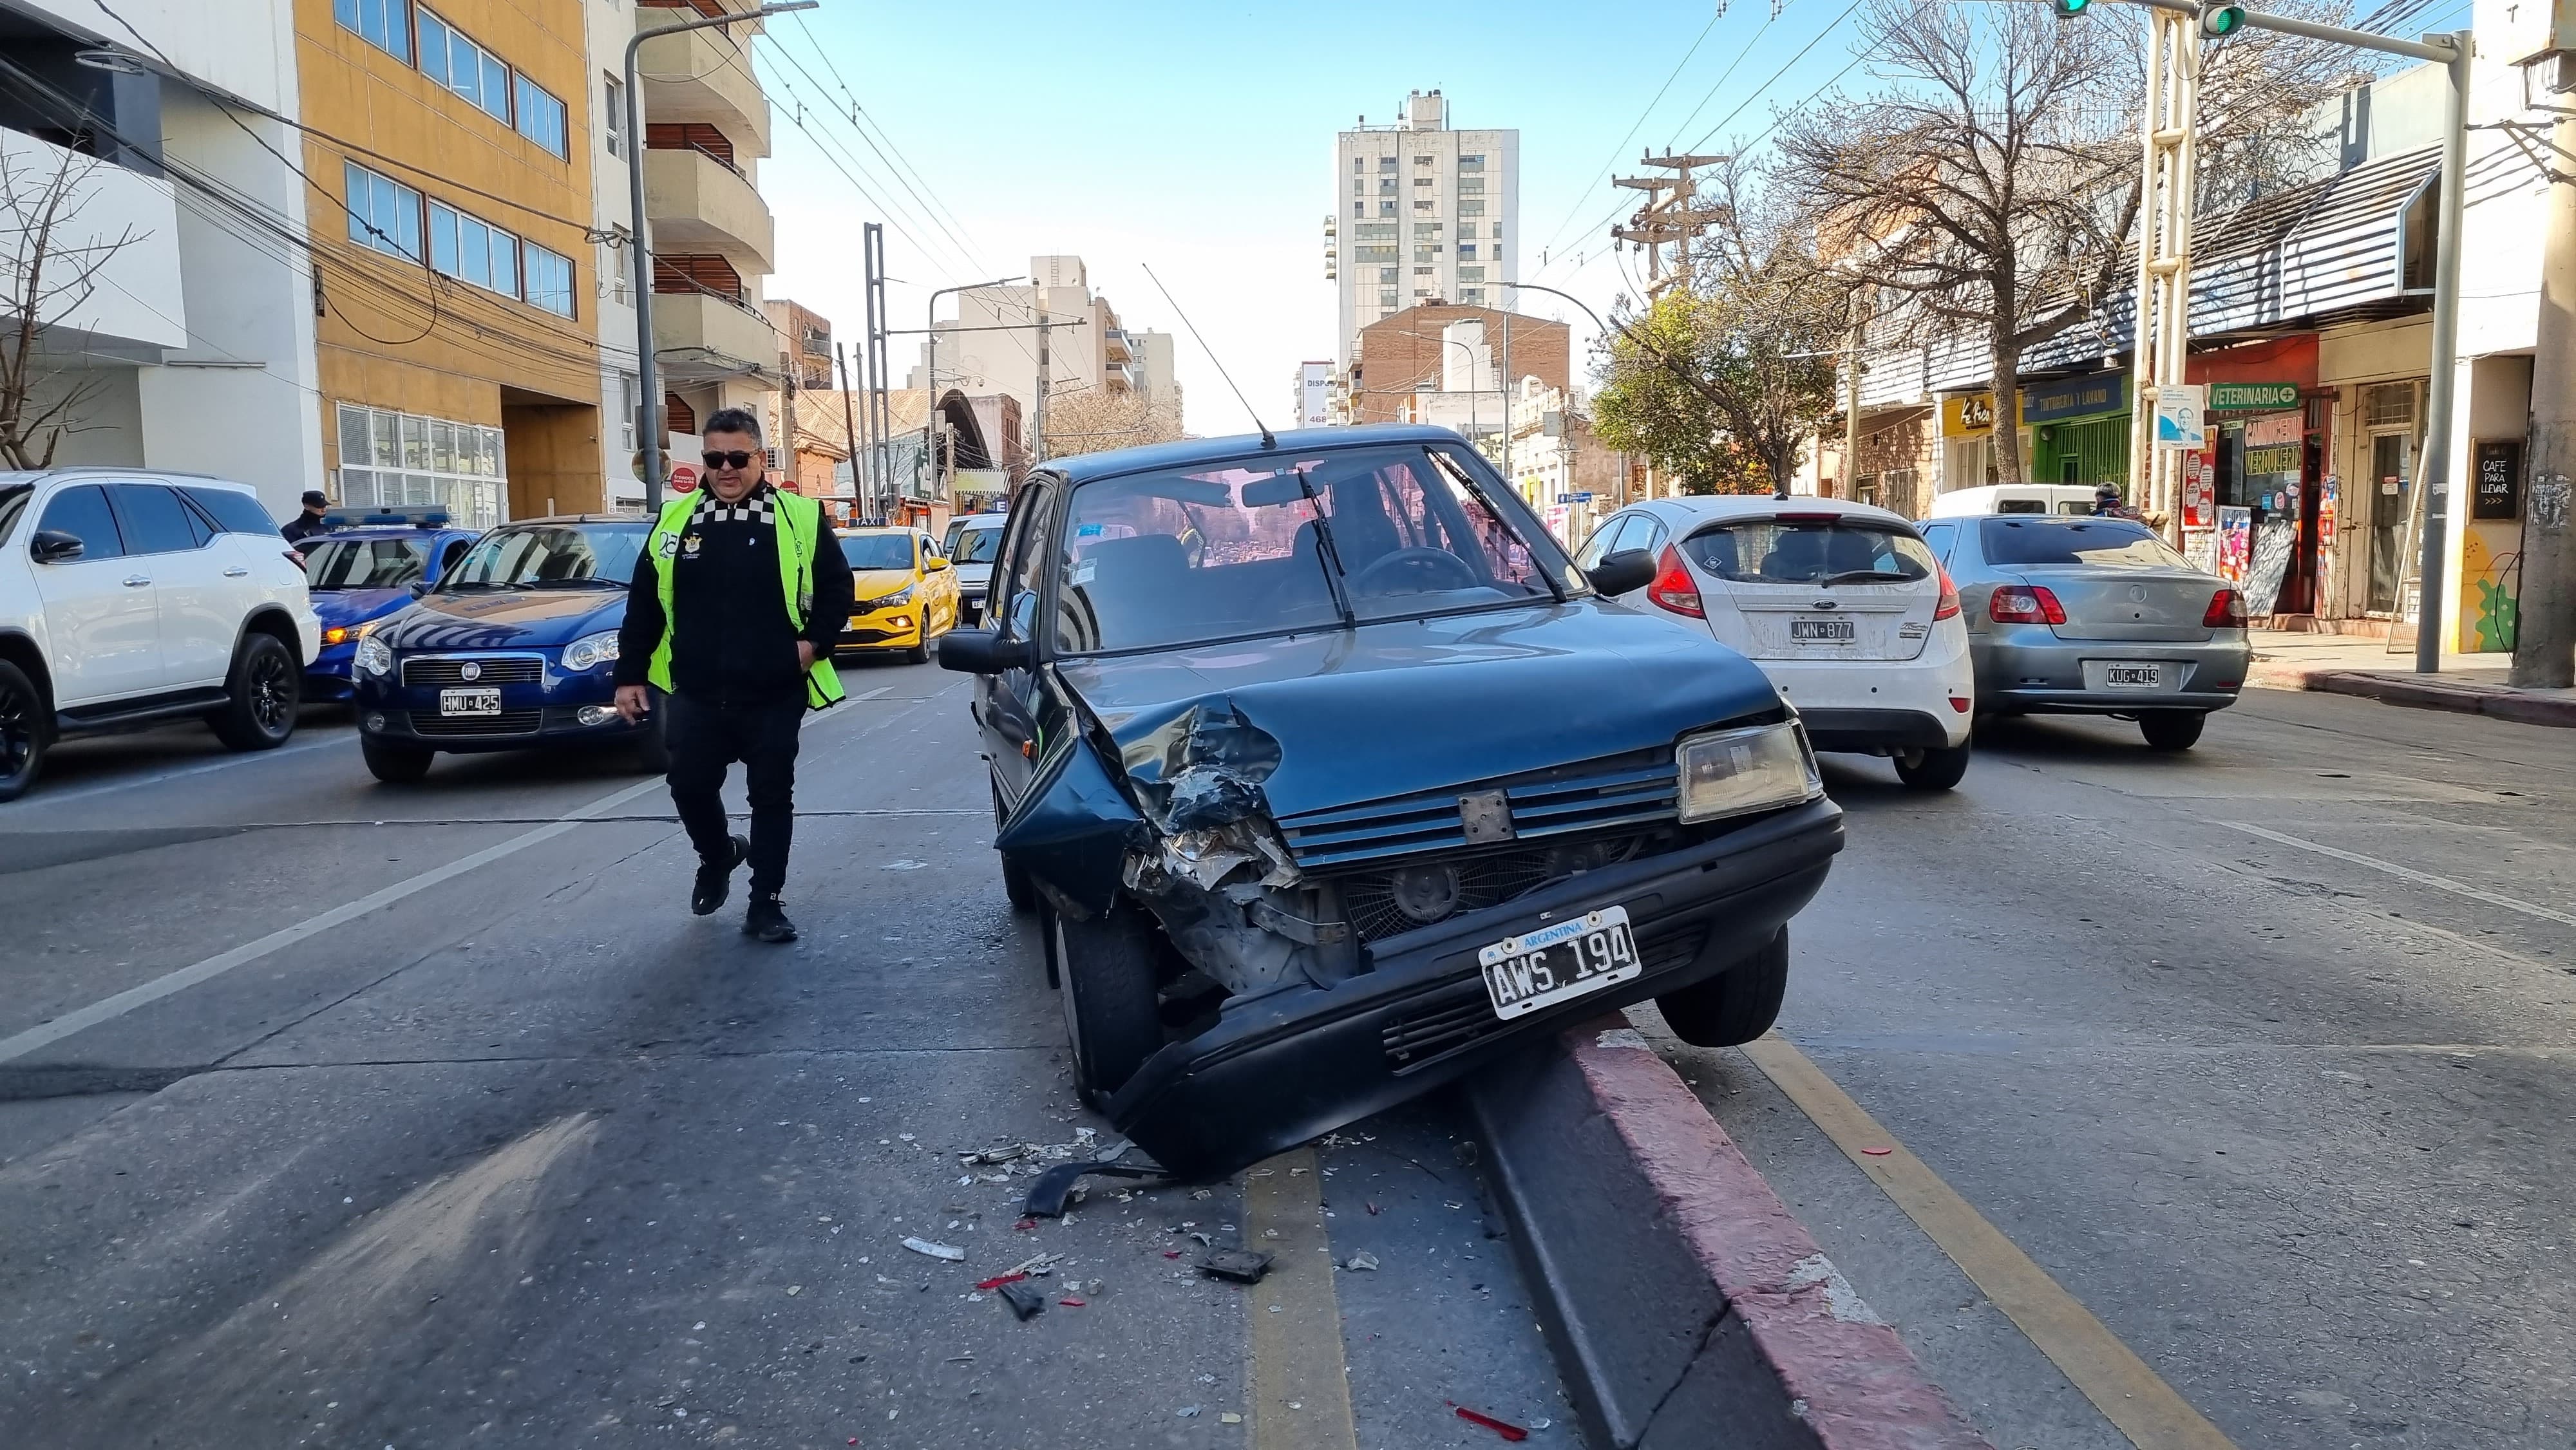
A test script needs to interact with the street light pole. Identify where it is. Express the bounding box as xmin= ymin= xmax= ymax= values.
xmin=627 ymin=0 xmax=817 ymax=514
xmin=921 ymin=275 xmax=1021 ymax=523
